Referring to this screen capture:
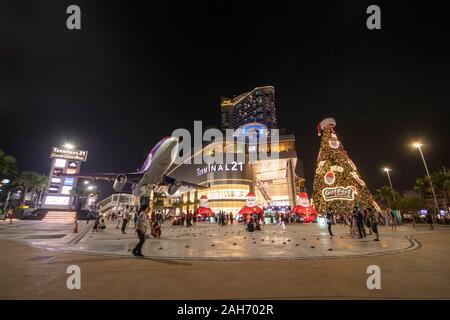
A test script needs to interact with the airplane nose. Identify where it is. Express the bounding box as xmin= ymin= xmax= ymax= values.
xmin=167 ymin=137 xmax=178 ymax=148
xmin=166 ymin=137 xmax=179 ymax=154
